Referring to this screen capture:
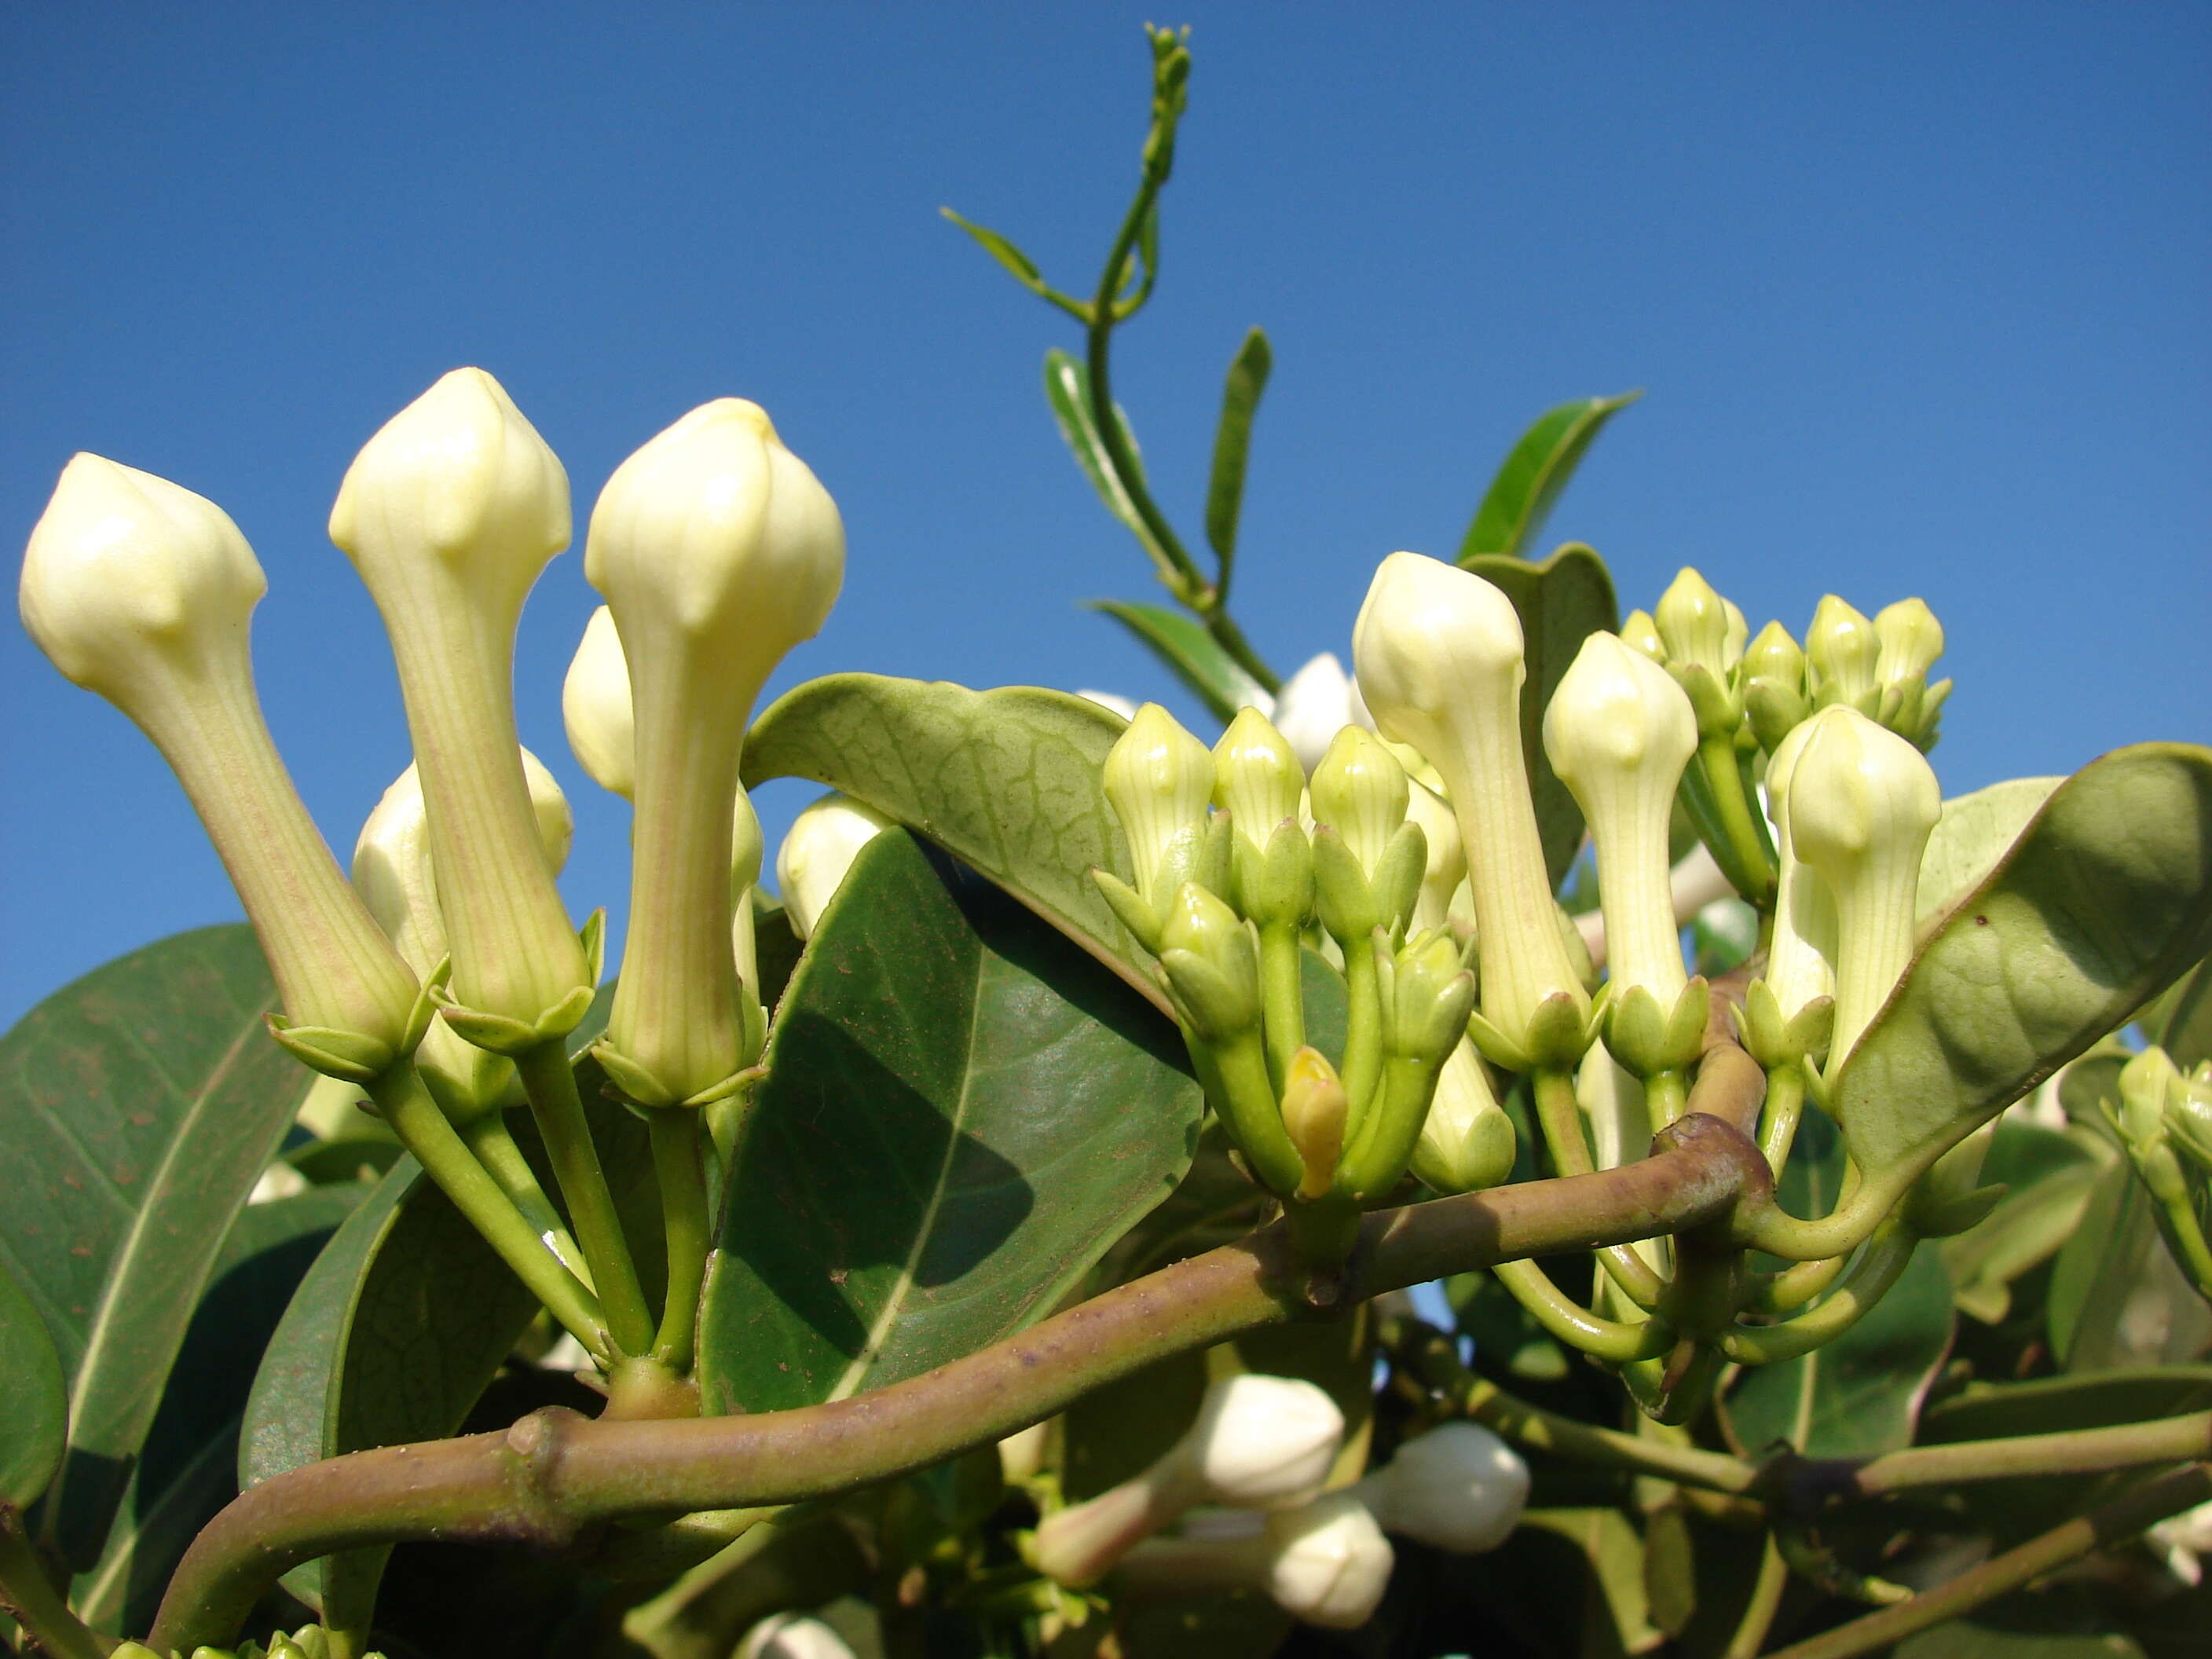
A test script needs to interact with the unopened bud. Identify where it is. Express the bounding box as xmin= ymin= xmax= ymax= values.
xmin=562 ymin=606 xmax=635 ymax=800
xmin=1273 ymin=651 xmax=1365 ymax=775
xmin=1158 ymin=883 xmax=1262 ymax=1040
xmin=1619 ymin=608 xmax=1664 ymax=663
xmin=1213 ymin=707 xmax=1304 ymax=851
xmin=776 ymin=792 xmax=893 ymax=942
xmin=1873 ymin=597 xmax=1947 ymax=747
xmin=1310 ymin=724 xmax=1410 ymax=879
xmin=1105 ymin=703 xmax=1215 ymax=906
xmin=1743 ymin=620 xmax=1809 ymax=753
xmin=1349 ymin=1423 xmax=1529 ymax=1553
xmin=1654 ymin=567 xmax=1740 ymax=681
xmin=1413 ymin=1042 xmax=1515 ymax=1193
xmin=1280 ymin=1046 xmax=1350 ymax=1199
xmin=1260 ymin=1493 xmax=1395 ymax=1628
xmin=740 ymin=1616 xmax=858 ymax=1659
xmin=1806 ymin=595 xmax=1881 ymax=716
